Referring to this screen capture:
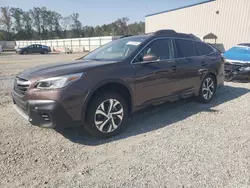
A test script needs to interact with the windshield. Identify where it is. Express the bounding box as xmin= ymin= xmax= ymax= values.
xmin=83 ymin=35 xmax=149 ymax=61
xmin=226 ymin=46 xmax=250 ymax=54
